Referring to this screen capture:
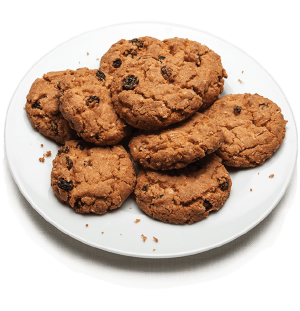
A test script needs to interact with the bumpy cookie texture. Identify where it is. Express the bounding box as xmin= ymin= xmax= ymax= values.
xmin=100 ymin=36 xmax=170 ymax=75
xmin=51 ymin=140 xmax=136 ymax=214
xmin=163 ymin=38 xmax=228 ymax=110
xmin=135 ymin=154 xmax=232 ymax=225
xmin=204 ymin=94 xmax=287 ymax=167
xmin=59 ymin=68 xmax=129 ymax=145
xmin=25 ymin=71 xmax=77 ymax=144
xmin=129 ymin=112 xmax=224 ymax=170
xmin=111 ymin=55 xmax=203 ymax=130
